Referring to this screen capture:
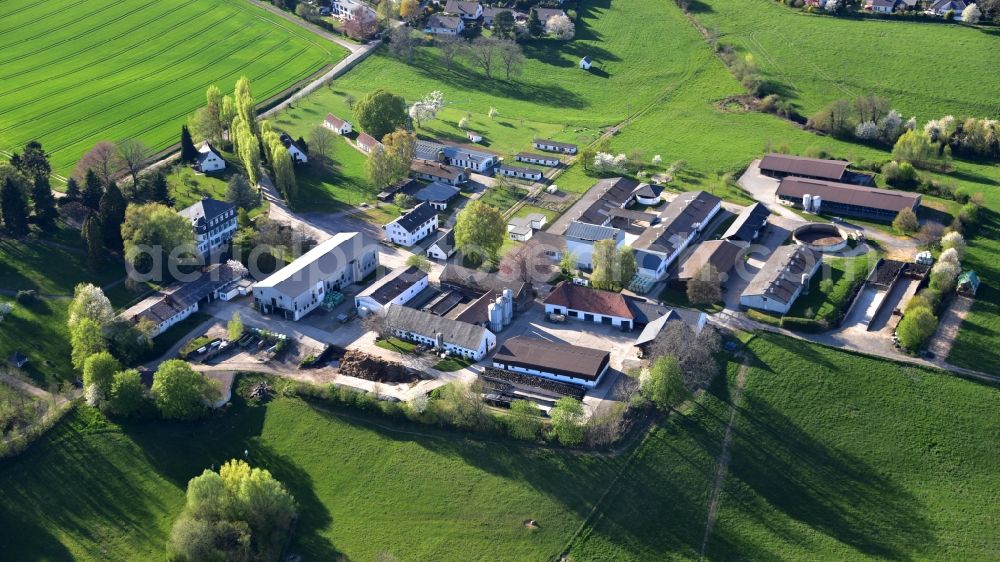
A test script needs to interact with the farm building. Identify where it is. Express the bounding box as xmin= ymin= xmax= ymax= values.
xmin=544 ymin=281 xmax=634 ymax=330
xmin=675 ymin=240 xmax=744 ymax=287
xmin=492 ymin=336 xmax=611 ymax=389
xmin=776 ymin=177 xmax=921 ymax=222
xmin=357 ymin=132 xmax=382 ymax=153
xmin=415 ymin=140 xmax=499 ymax=173
xmin=739 ymin=245 xmax=821 ymax=314
xmin=516 ymin=152 xmax=560 ymax=167
xmin=633 ymin=191 xmax=722 ymax=281
xmin=126 ymin=262 xmax=245 ymax=337
xmin=506 ymin=213 xmax=547 ymax=241
xmin=579 ymin=56 xmax=593 ymax=70
xmin=426 ymin=229 xmax=456 ymax=260
xmin=194 ymin=141 xmax=225 ymax=173
xmin=533 ymin=139 xmax=578 ymax=154
xmin=631 ymin=183 xmax=662 ymax=205
xmin=564 ymin=221 xmax=623 ymax=269
xmin=385 ymin=305 xmax=496 ymax=361
xmin=466 ymin=131 xmax=483 ymax=143
xmin=410 ymin=159 xmax=467 ymax=185
xmin=179 ymin=197 xmax=238 ymax=258
xmin=384 ymin=202 xmax=439 ymax=246
xmin=254 ymin=233 xmax=378 ymax=321
xmin=496 ymin=164 xmax=543 ymax=181
xmin=323 ymin=114 xmax=352 ymax=135
xmin=355 ymin=266 xmax=429 ymax=317
xmin=633 ymin=307 xmax=707 ymax=352
xmin=759 ymin=153 xmax=850 ymax=181
xmin=722 ymin=202 xmax=770 ymax=242
xmin=414 ymin=181 xmax=461 ymax=210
